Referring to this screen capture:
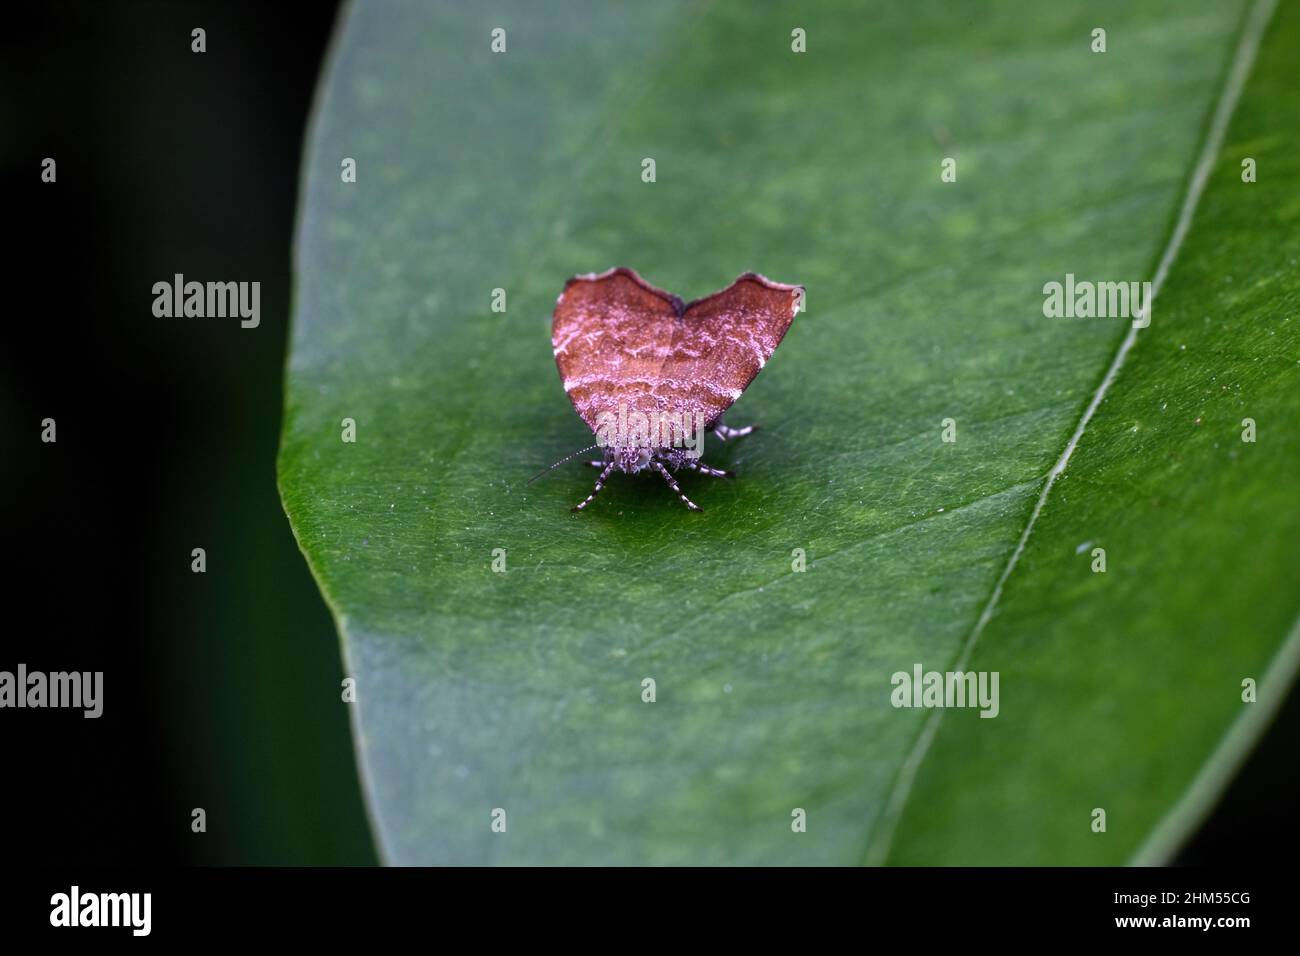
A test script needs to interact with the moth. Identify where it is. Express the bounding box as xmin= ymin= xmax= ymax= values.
xmin=548 ymin=267 xmax=803 ymax=511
